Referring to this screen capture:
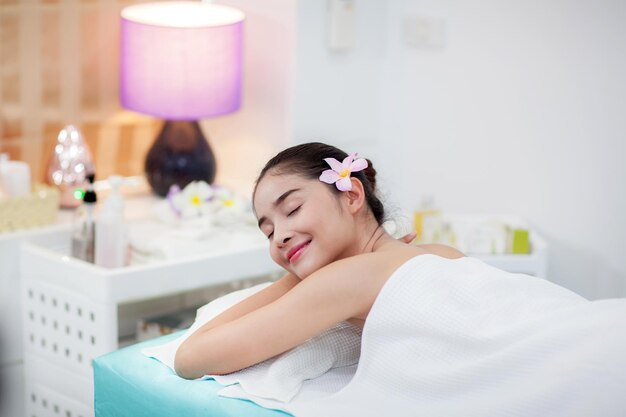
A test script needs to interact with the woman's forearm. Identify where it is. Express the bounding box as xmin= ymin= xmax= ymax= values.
xmin=174 ymin=254 xmax=385 ymax=378
xmin=198 ymin=273 xmax=300 ymax=332
xmin=175 ymin=272 xmax=300 ymax=378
